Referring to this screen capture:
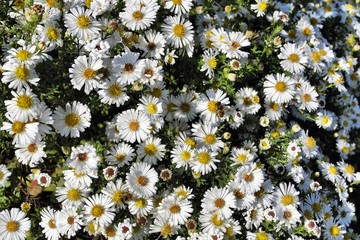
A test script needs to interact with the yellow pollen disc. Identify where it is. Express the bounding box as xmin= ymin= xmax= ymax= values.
xmin=180 ymin=103 xmax=190 ymax=112
xmin=329 ymin=166 xmax=337 ymax=175
xmin=17 ymin=95 xmax=33 ymax=109
xmin=211 ymin=214 xmax=223 ymax=227
xmin=137 ymin=175 xmax=149 ymax=186
xmin=270 ymin=102 xmax=279 ymax=111
xmin=65 ymin=113 xmax=80 ymax=127
xmin=87 ymin=221 xmax=96 ymax=234
xmin=47 ymin=27 xmax=58 ymax=40
xmin=319 ymin=49 xmax=327 ymax=56
xmin=173 ymin=24 xmax=185 ymax=37
xmin=304 ymin=209 xmax=313 ymax=219
xmin=46 ymin=0 xmax=56 ymax=7
xmin=108 ymin=84 xmax=121 ymax=97
xmin=91 ymin=205 xmax=104 ymax=218
xmin=344 ymin=164 xmax=355 ymax=174
xmin=207 ymin=100 xmax=218 ymax=113
xmin=112 ymin=191 xmax=124 ymax=204
xmin=289 ymin=53 xmax=300 ymax=63
xmin=115 ymin=154 xmax=125 ymax=162
xmin=281 ymin=194 xmax=294 ymax=206
xmin=350 ymin=73 xmax=358 ymax=81
xmin=12 ymin=121 xmax=26 ymax=134
xmin=67 ymin=216 xmax=75 ymax=225
xmin=181 ymin=151 xmax=191 ymax=161
xmin=67 ymin=188 xmax=81 ymax=201
xmin=275 ymin=81 xmax=287 ymax=92
xmin=161 ymin=224 xmax=172 ymax=237
xmin=305 ymin=137 xmax=316 ymax=149
xmin=206 ymin=39 xmax=213 ymax=48
xmin=136 ymin=198 xmax=146 ymax=208
xmin=197 ymin=152 xmax=210 ymax=164
xmin=132 ymin=10 xmax=144 ymax=21
xmin=256 ymin=232 xmax=269 ymax=240
xmin=83 ymin=68 xmax=96 ymax=80
xmin=312 ymin=203 xmax=322 ymax=213
xmin=255 ymin=187 xmax=265 ymax=198
xmin=258 ymin=1 xmax=268 ymax=12
xmin=311 ymin=52 xmax=321 ymax=62
xmin=310 ymin=18 xmax=318 ymax=26
xmin=84 ymin=0 xmax=92 ymax=8
xmin=27 ymin=143 xmax=38 ymax=153
xmin=15 ymin=66 xmax=30 ymax=81
xmin=16 ymin=49 xmax=32 ymax=61
xmin=6 ymin=221 xmax=19 ymax=232
xmin=77 ymin=15 xmax=91 ymax=29
xmin=208 ymin=58 xmax=217 ymax=69
xmin=330 ymin=226 xmax=340 ymax=236
xmin=147 ymin=104 xmax=157 ymax=114
xmin=214 ymin=198 xmax=225 ymax=208
xmin=302 ymin=27 xmax=312 ymax=36
xmin=237 ymin=154 xmax=247 ymax=163
xmin=321 ymin=116 xmax=329 ymax=125
xmin=204 ymin=134 xmax=216 ymax=145
xmin=129 ymin=121 xmax=139 ymax=131
xmin=185 ymin=138 xmax=196 ymax=149
xmin=144 ymin=143 xmax=157 ymax=156
xmin=172 ymin=0 xmax=182 ymax=5
xmin=324 ymin=5 xmax=331 ymax=12
xmin=48 ymin=219 xmax=56 ymax=229
xmin=302 ymin=93 xmax=311 ymax=102
xmin=105 ymin=226 xmax=116 ymax=237
xmin=169 ymin=204 xmax=181 ymax=214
